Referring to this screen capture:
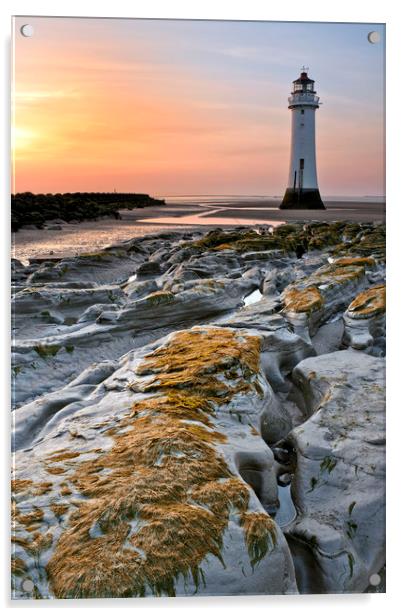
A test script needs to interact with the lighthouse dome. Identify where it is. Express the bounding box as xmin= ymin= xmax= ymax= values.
xmin=292 ymin=70 xmax=316 ymax=94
